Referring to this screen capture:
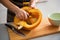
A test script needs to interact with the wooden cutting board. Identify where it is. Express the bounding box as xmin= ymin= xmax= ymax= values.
xmin=8 ymin=18 xmax=60 ymax=40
